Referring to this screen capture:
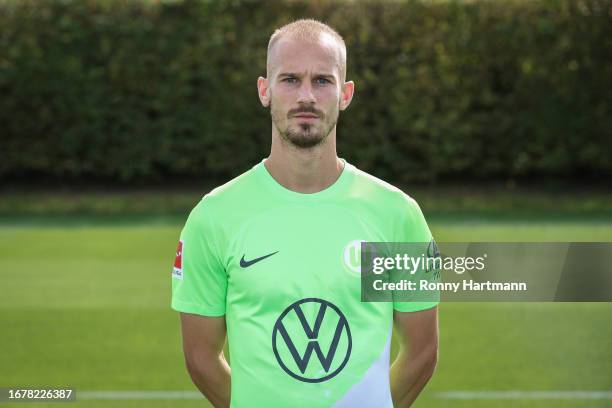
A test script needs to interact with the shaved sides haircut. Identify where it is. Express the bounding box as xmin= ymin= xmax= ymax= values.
xmin=266 ymin=18 xmax=347 ymax=82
